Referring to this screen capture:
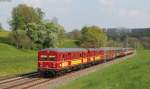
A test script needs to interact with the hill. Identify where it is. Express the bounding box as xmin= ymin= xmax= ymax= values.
xmin=0 ymin=31 xmax=10 ymax=44
xmin=0 ymin=43 xmax=37 ymax=76
xmin=57 ymin=50 xmax=150 ymax=89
